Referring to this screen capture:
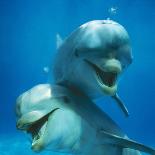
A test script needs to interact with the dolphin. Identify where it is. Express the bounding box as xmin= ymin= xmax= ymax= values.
xmin=53 ymin=20 xmax=132 ymax=117
xmin=16 ymin=20 xmax=155 ymax=155
xmin=16 ymin=84 xmax=155 ymax=155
